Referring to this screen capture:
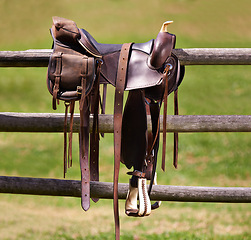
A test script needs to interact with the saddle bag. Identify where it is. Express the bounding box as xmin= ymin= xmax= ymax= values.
xmin=47 ymin=18 xmax=98 ymax=109
xmin=47 ymin=52 xmax=96 ymax=104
